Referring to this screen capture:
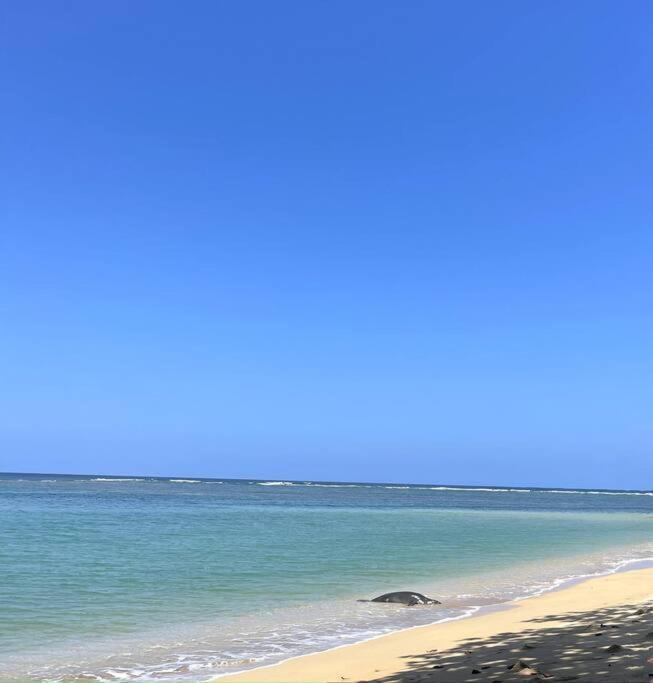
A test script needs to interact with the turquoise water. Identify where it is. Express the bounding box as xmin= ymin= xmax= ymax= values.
xmin=3 ymin=474 xmax=653 ymax=680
